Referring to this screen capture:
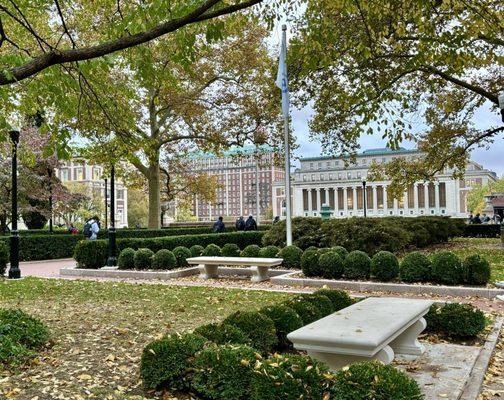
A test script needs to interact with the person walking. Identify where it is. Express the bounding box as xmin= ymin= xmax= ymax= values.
xmin=213 ymin=216 xmax=225 ymax=233
xmin=83 ymin=216 xmax=100 ymax=240
xmin=244 ymin=215 xmax=257 ymax=231
xmin=273 ymin=216 xmax=280 ymax=224
xmin=235 ymin=216 xmax=245 ymax=231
